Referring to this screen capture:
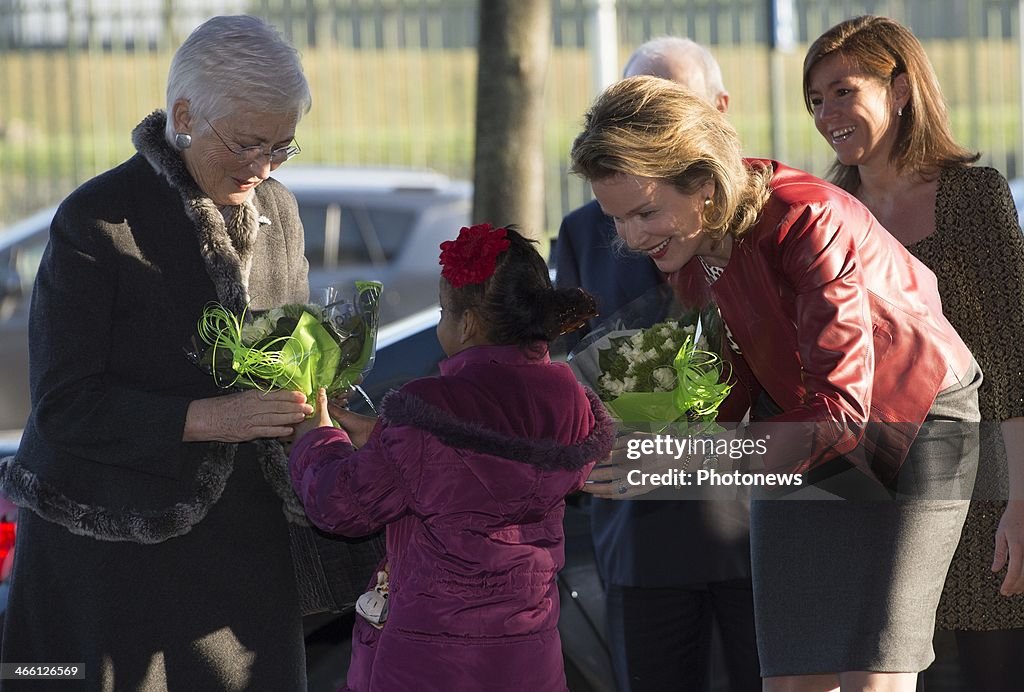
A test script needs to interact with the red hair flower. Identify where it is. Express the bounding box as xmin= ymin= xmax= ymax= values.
xmin=438 ymin=223 xmax=511 ymax=289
